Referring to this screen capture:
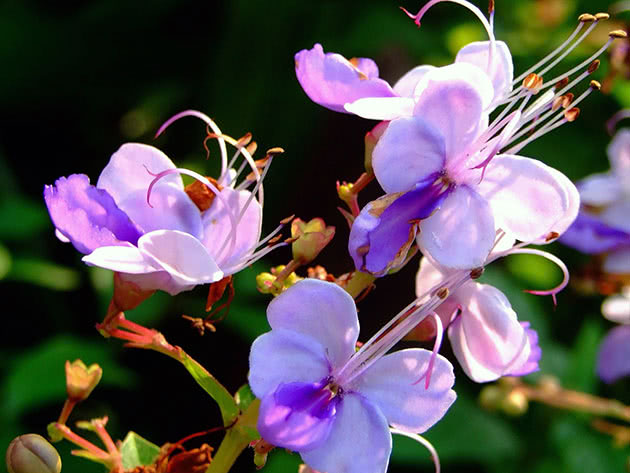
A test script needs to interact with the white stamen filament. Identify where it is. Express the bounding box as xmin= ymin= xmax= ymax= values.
xmin=156 ymin=110 xmax=229 ymax=178
xmin=512 ymin=21 xmax=585 ymax=84
xmin=390 ymin=429 xmax=441 ymax=473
